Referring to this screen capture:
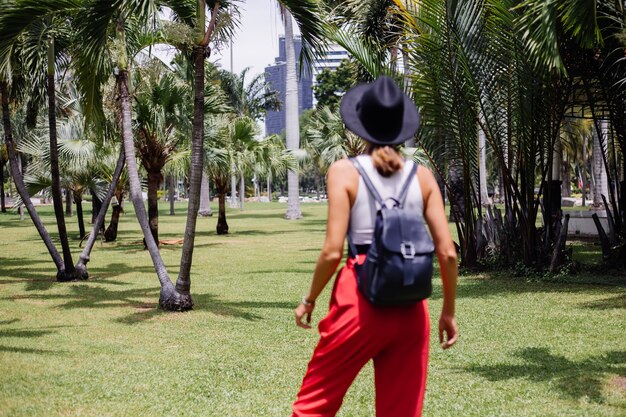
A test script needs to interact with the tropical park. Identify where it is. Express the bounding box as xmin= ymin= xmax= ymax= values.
xmin=0 ymin=0 xmax=624 ymax=416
